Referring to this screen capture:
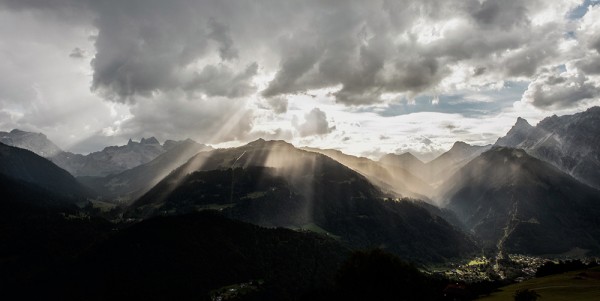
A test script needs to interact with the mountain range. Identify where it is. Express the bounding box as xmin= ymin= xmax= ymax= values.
xmin=79 ymin=139 xmax=212 ymax=203
xmin=496 ymin=106 xmax=600 ymax=189
xmin=51 ymin=137 xmax=169 ymax=177
xmin=303 ymin=147 xmax=432 ymax=199
xmin=380 ymin=141 xmax=492 ymax=187
xmin=2 ymin=106 xmax=600 ymax=298
xmin=0 ymin=130 xmax=196 ymax=177
xmin=129 ymin=139 xmax=476 ymax=262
